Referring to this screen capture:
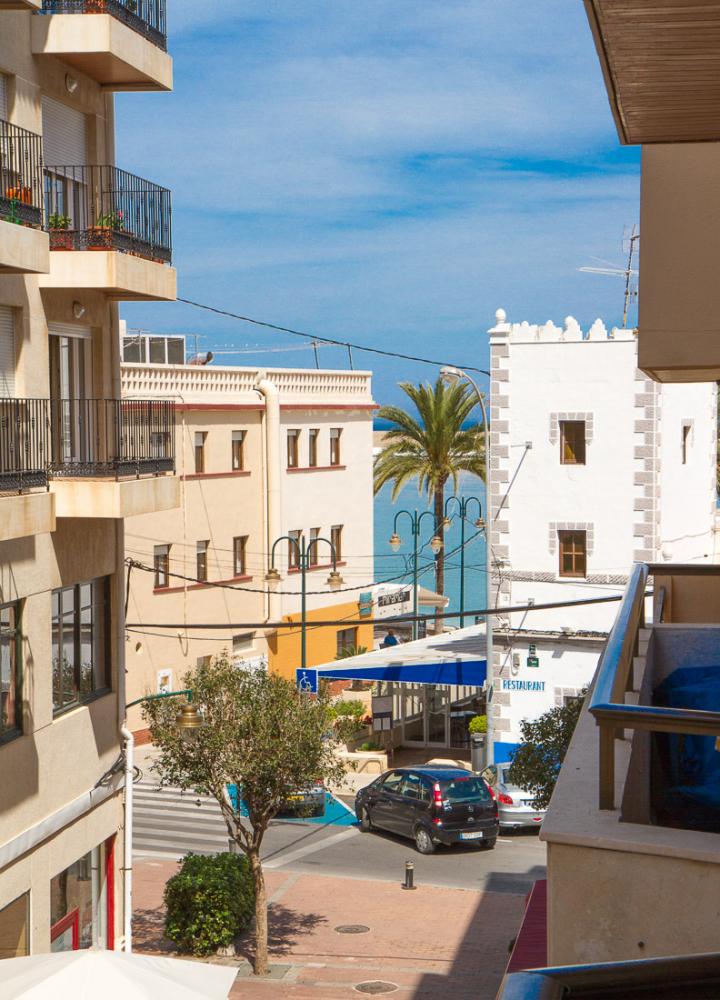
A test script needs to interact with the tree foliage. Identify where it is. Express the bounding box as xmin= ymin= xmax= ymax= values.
xmin=506 ymin=694 xmax=585 ymax=810
xmin=143 ymin=656 xmax=346 ymax=975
